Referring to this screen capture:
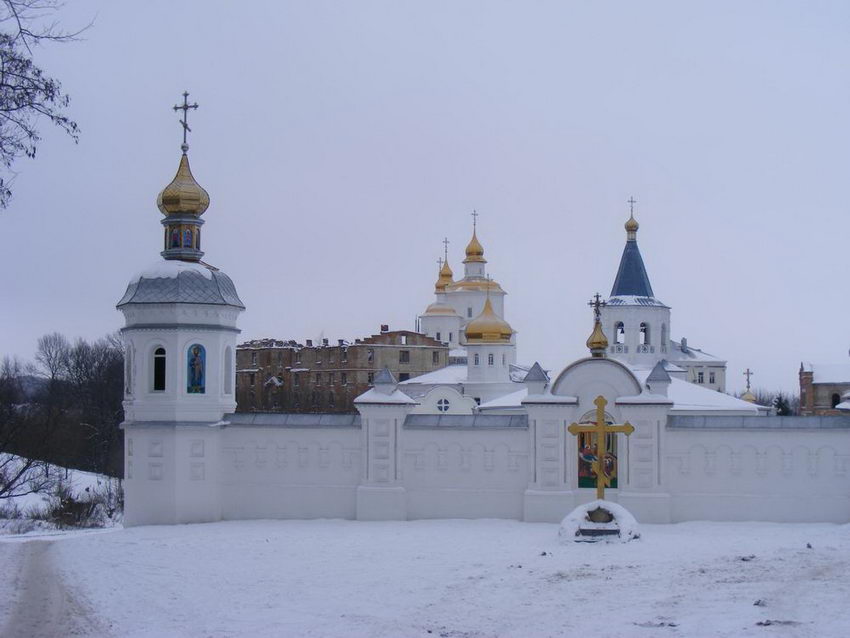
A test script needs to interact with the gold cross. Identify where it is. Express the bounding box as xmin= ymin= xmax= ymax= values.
xmin=567 ymin=396 xmax=634 ymax=500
